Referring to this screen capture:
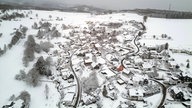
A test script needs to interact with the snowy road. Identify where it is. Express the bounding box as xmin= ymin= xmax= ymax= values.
xmin=151 ymin=79 xmax=167 ymax=108
xmin=121 ymin=31 xmax=141 ymax=68
xmin=70 ymin=49 xmax=82 ymax=107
